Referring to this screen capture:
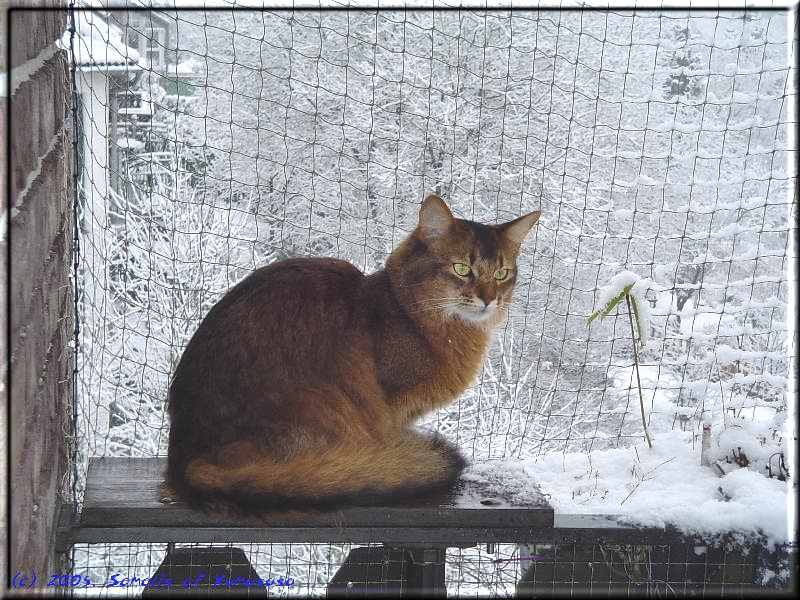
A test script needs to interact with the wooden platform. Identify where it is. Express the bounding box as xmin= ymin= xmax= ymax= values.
xmin=58 ymin=457 xmax=557 ymax=549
